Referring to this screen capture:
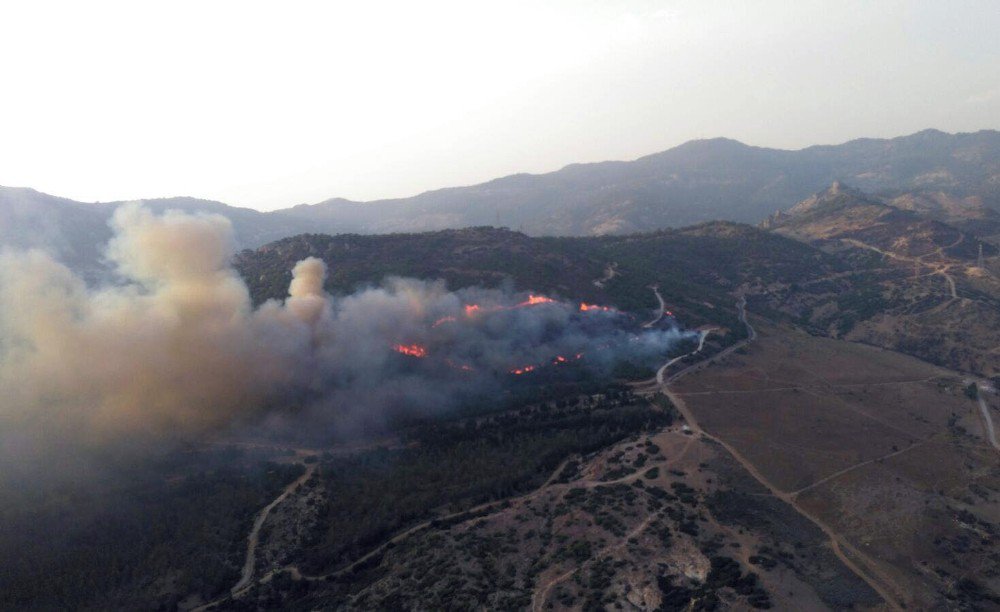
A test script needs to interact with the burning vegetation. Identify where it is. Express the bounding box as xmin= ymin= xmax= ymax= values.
xmin=0 ymin=205 xmax=699 ymax=468
xmin=580 ymin=302 xmax=617 ymax=312
xmin=393 ymin=344 xmax=428 ymax=358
